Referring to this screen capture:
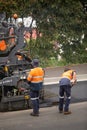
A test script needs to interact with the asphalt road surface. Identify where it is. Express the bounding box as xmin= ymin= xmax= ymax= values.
xmin=44 ymin=63 xmax=87 ymax=77
xmin=0 ymin=102 xmax=87 ymax=130
xmin=0 ymin=64 xmax=87 ymax=130
xmin=43 ymin=81 xmax=87 ymax=107
xmin=41 ymin=63 xmax=87 ymax=106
